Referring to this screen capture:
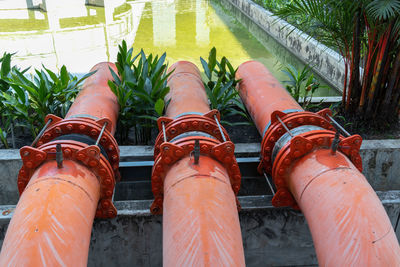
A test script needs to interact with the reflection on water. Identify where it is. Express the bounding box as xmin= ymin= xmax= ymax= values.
xmin=0 ymin=0 xmax=337 ymax=95
xmin=0 ymin=1 xmax=143 ymax=73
